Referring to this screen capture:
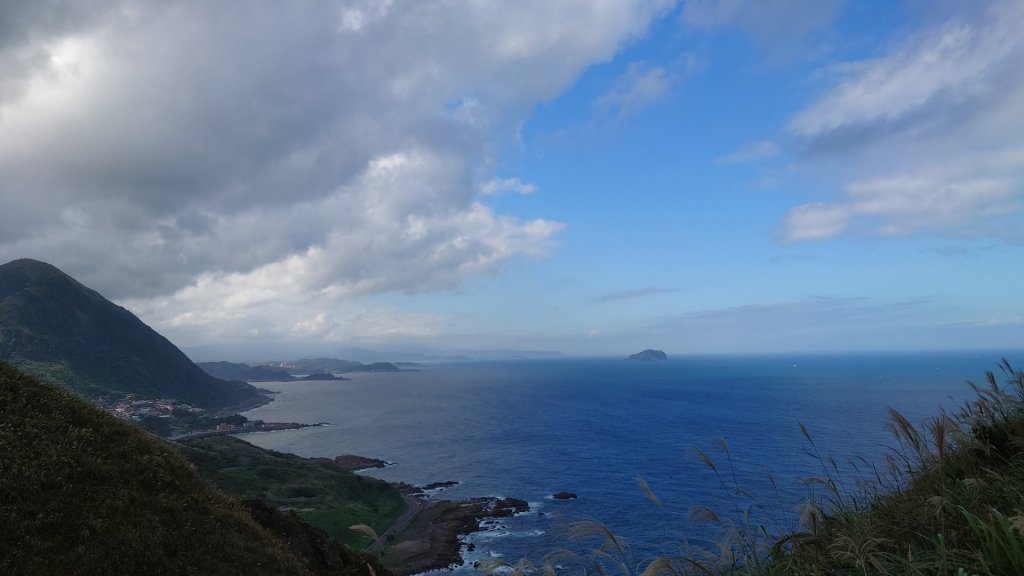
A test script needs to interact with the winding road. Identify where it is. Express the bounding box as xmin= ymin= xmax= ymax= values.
xmin=366 ymin=493 xmax=427 ymax=554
